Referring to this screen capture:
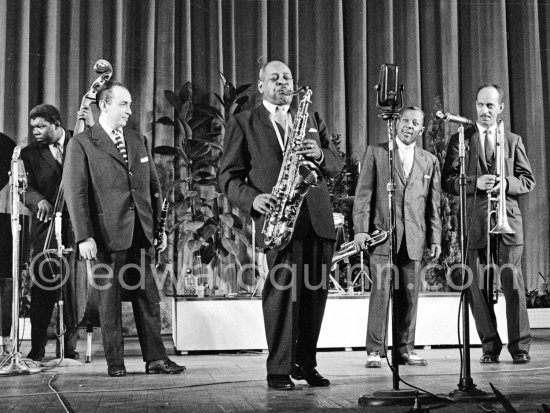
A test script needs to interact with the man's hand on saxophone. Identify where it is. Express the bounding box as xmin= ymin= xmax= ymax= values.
xmin=296 ymin=138 xmax=322 ymax=161
xmin=253 ymin=193 xmax=277 ymax=214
